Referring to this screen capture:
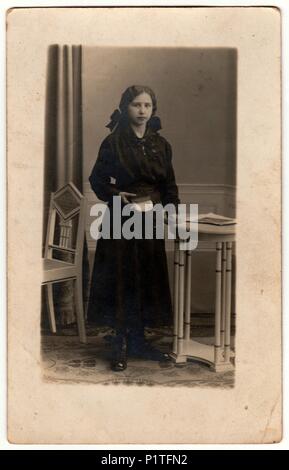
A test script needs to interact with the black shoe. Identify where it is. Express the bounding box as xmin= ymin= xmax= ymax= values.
xmin=111 ymin=334 xmax=127 ymax=372
xmin=111 ymin=359 xmax=127 ymax=372
xmin=128 ymin=333 xmax=171 ymax=362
